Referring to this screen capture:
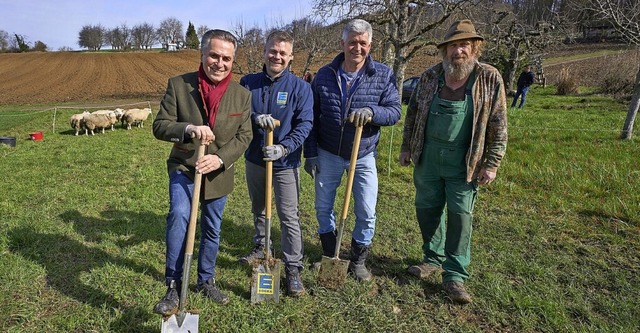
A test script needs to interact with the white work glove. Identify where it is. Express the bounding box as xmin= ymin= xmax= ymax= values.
xmin=263 ymin=145 xmax=287 ymax=161
xmin=255 ymin=114 xmax=276 ymax=130
xmin=348 ymin=107 xmax=373 ymax=127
